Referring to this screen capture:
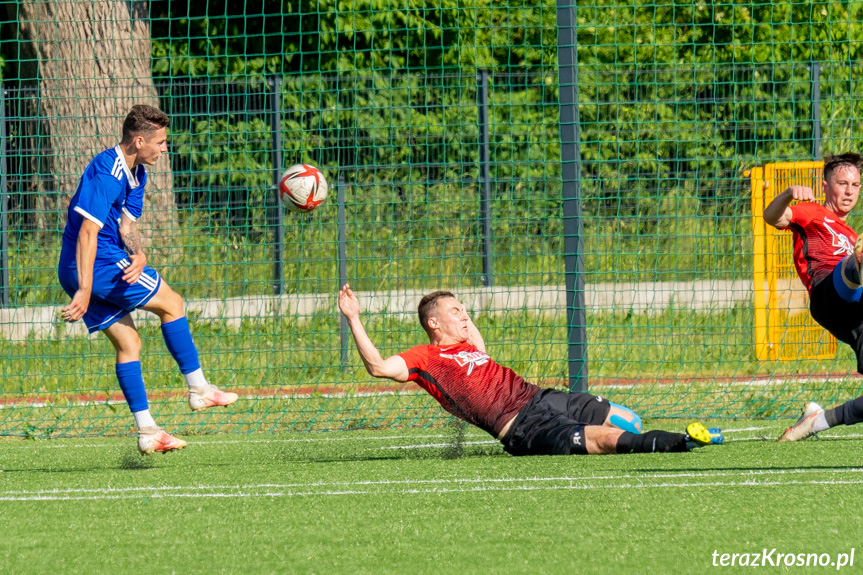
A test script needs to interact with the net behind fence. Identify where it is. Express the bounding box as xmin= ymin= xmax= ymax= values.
xmin=1 ymin=1 xmax=863 ymax=438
